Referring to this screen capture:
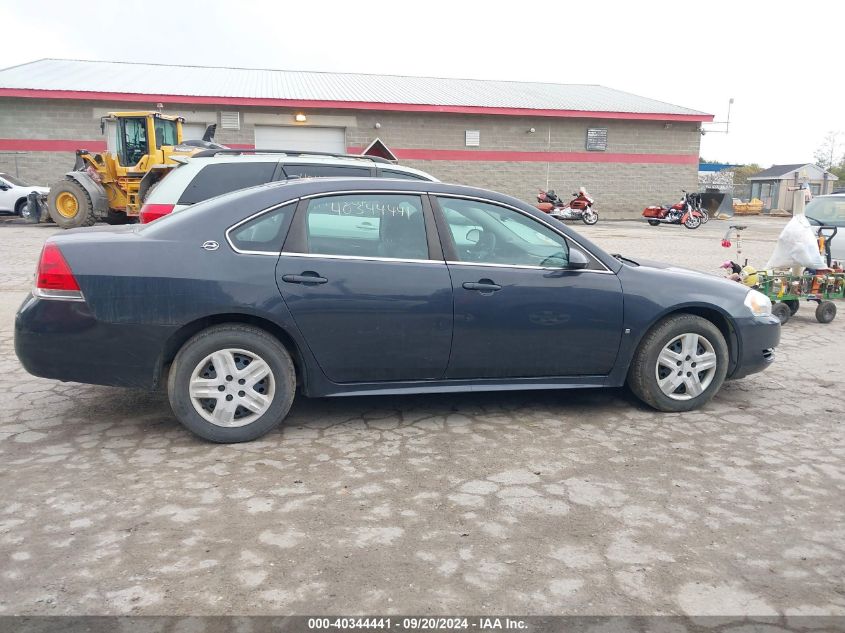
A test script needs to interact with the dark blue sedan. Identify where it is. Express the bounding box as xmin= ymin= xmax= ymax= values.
xmin=15 ymin=178 xmax=780 ymax=442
